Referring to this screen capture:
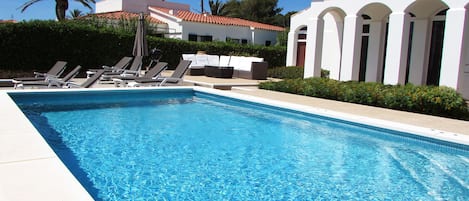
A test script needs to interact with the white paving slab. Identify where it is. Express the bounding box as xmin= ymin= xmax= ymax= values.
xmin=0 ymin=91 xmax=93 ymax=200
xmin=0 ymin=158 xmax=93 ymax=201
